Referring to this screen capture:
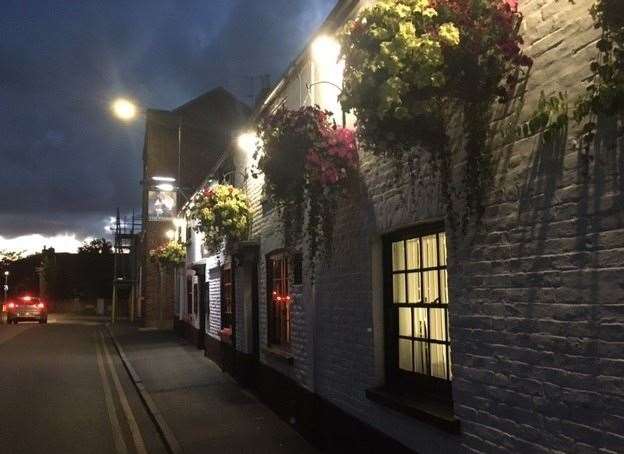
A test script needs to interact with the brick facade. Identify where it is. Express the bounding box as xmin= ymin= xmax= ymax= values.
xmin=176 ymin=1 xmax=624 ymax=452
xmin=140 ymin=88 xmax=249 ymax=327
